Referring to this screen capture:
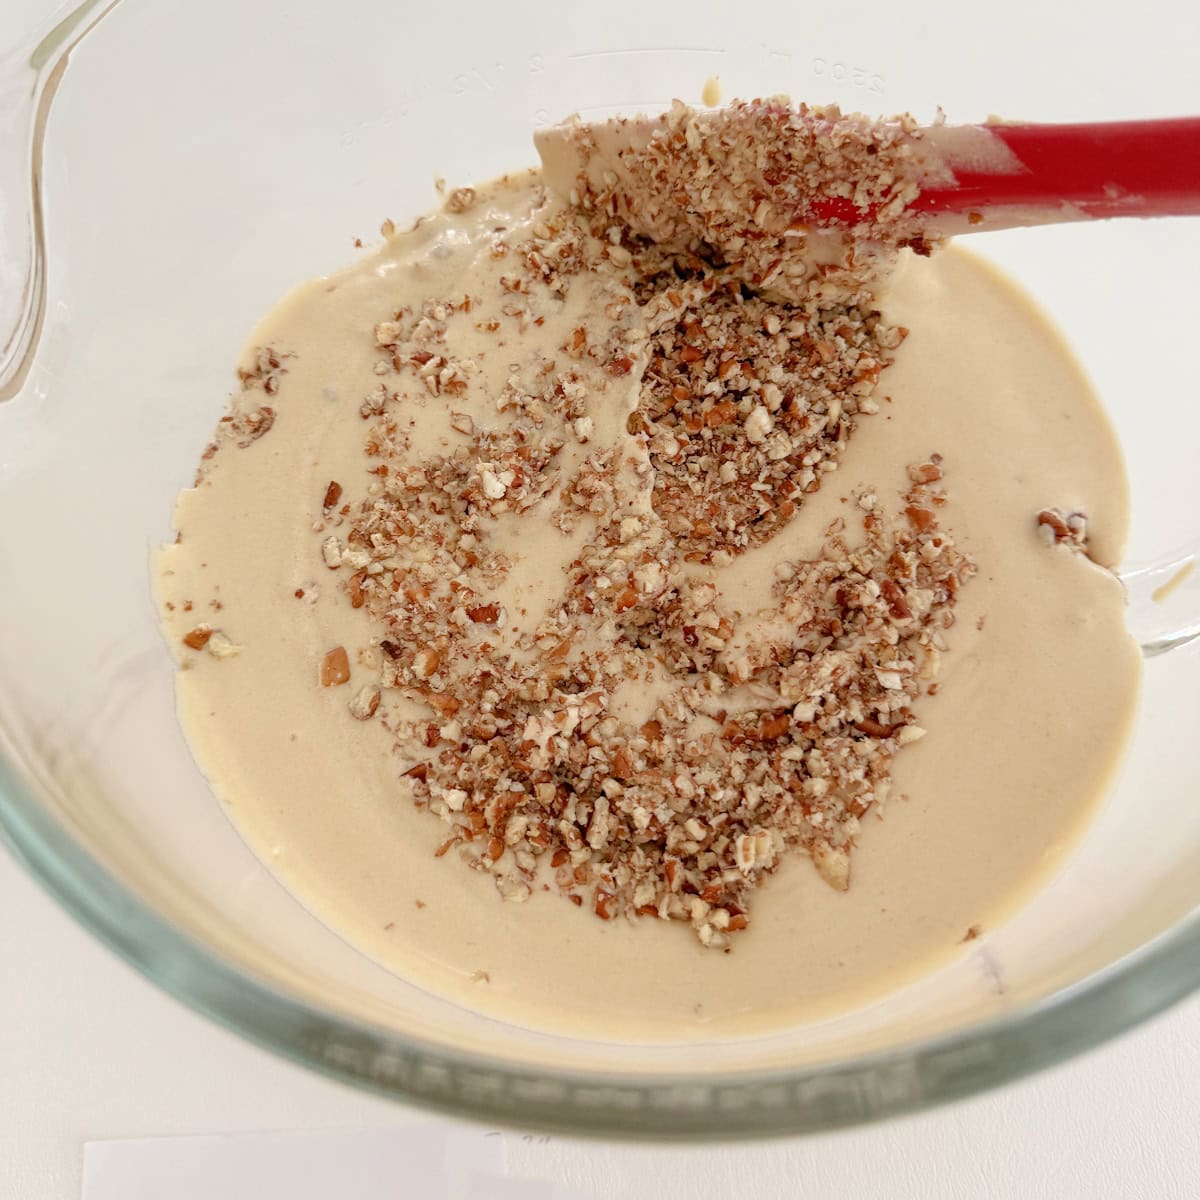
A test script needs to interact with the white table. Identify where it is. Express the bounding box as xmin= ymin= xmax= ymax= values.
xmin=3 ymin=846 xmax=1197 ymax=1199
